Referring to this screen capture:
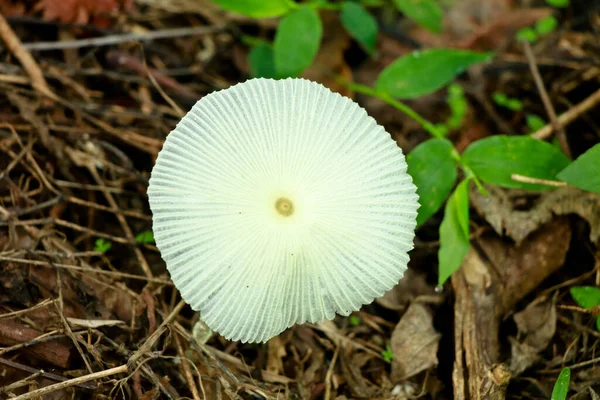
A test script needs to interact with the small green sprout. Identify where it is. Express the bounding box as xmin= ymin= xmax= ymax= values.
xmin=526 ymin=114 xmax=546 ymax=132
xmin=381 ymin=345 xmax=394 ymax=363
xmin=349 ymin=315 xmax=361 ymax=326
xmin=516 ymin=27 xmax=538 ymax=43
xmin=536 ymin=16 xmax=558 ymax=35
xmin=135 ymin=230 xmax=155 ymax=244
xmin=94 ymin=238 xmax=112 ymax=254
xmin=492 ymin=92 xmax=523 ymax=111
